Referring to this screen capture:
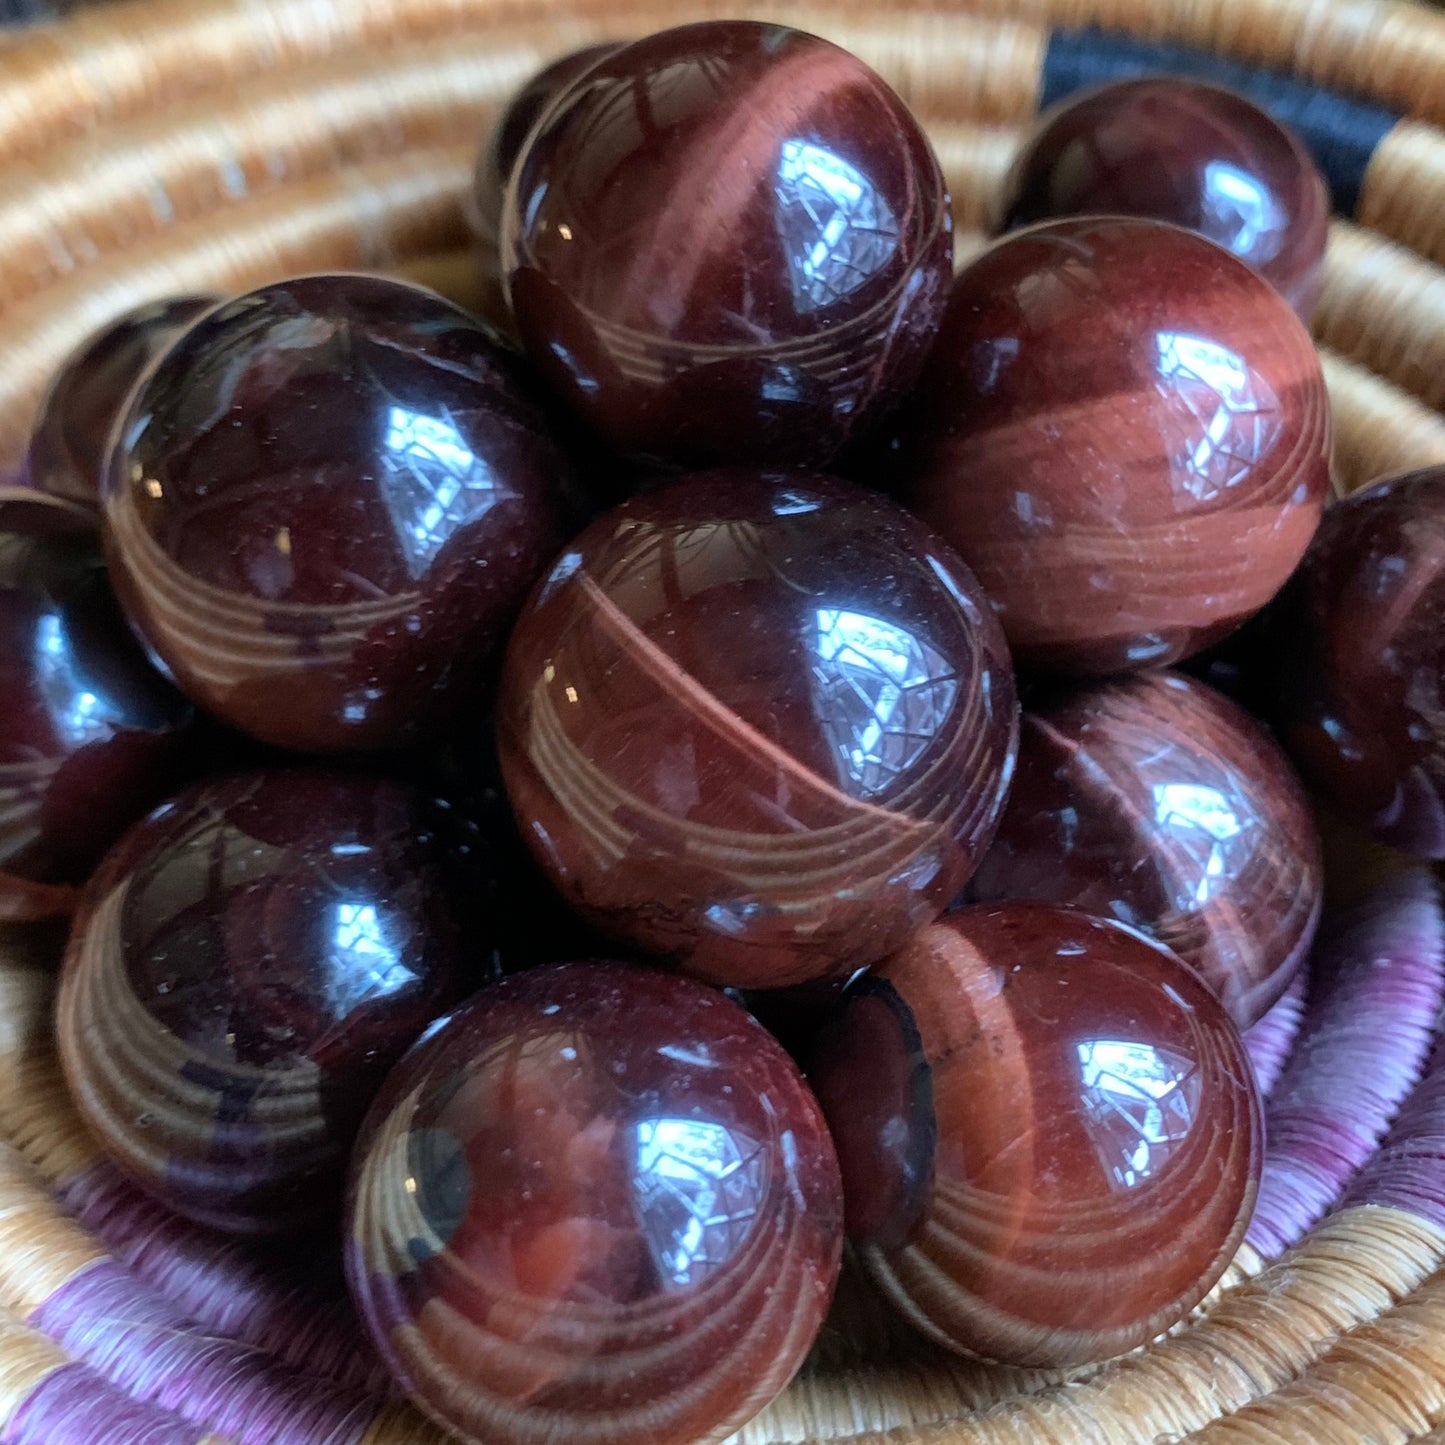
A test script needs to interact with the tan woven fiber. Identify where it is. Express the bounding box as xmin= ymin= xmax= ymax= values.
xmin=0 ymin=39 xmax=526 ymax=310
xmin=928 ymin=123 xmax=1020 ymax=232
xmin=0 ymin=1308 xmax=72 ymax=1434
xmin=1318 ymin=350 xmax=1445 ymax=488
xmin=0 ymin=1 xmax=1044 ymax=165
xmin=0 ymin=930 xmax=92 ymax=1189
xmin=0 ymin=1040 xmax=98 ymax=1189
xmin=0 ymin=1145 xmax=109 ymax=1318
xmin=1187 ymin=1270 xmax=1445 ymax=1442
xmin=1316 ymin=220 xmax=1445 ymax=412
xmin=1360 ymin=120 xmax=1445 ymax=266
xmin=0 ymin=146 xmax=470 ymax=465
